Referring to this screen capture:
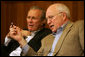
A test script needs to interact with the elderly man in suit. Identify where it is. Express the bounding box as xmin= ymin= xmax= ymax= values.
xmin=37 ymin=3 xmax=84 ymax=56
xmin=1 ymin=6 xmax=52 ymax=56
